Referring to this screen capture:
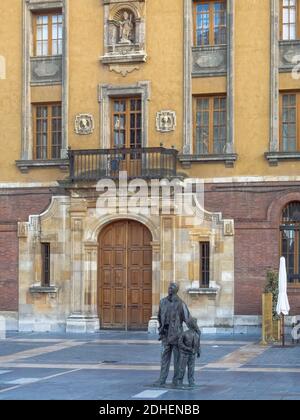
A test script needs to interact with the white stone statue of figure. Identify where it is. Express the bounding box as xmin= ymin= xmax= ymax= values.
xmin=119 ymin=11 xmax=134 ymax=44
